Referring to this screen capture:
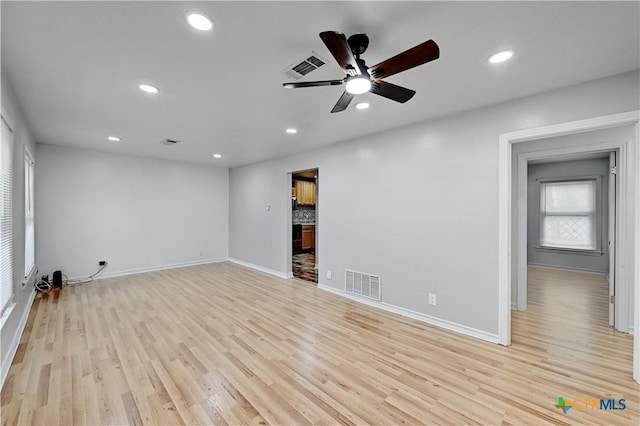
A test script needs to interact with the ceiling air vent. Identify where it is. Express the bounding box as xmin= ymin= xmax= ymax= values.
xmin=161 ymin=138 xmax=180 ymax=146
xmin=281 ymin=51 xmax=328 ymax=80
